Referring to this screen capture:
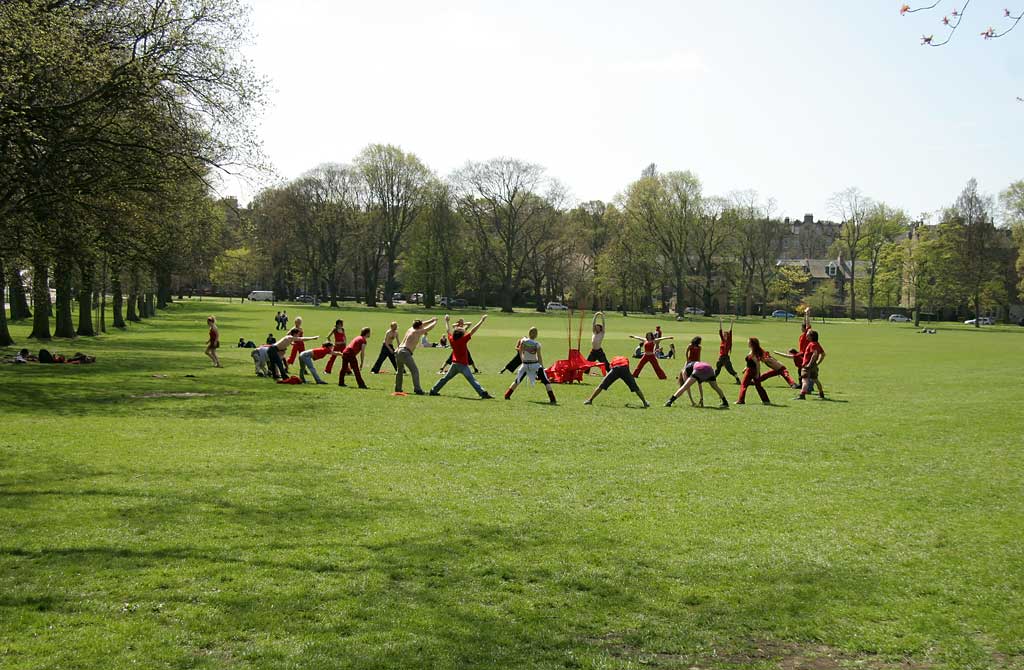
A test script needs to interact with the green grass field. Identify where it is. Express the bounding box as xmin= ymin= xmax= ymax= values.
xmin=2 ymin=300 xmax=1023 ymax=670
